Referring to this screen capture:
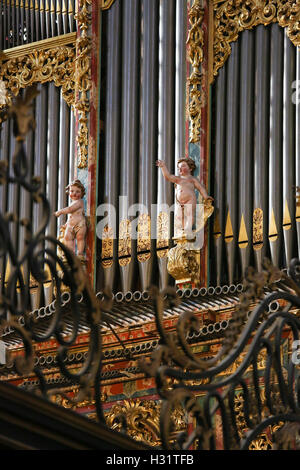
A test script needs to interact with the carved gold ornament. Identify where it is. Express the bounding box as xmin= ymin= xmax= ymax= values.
xmin=100 ymin=0 xmax=117 ymax=9
xmin=253 ymin=207 xmax=263 ymax=249
xmin=0 ymin=45 xmax=76 ymax=107
xmin=167 ymin=241 xmax=200 ymax=284
xmin=106 ymin=399 xmax=186 ymax=447
xmin=74 ymin=0 xmax=92 ymax=169
xmin=186 ymin=0 xmax=206 ymax=143
xmin=213 ymin=0 xmax=300 ymax=78
xmin=156 ymin=211 xmax=169 ymax=257
xmin=118 ymin=219 xmax=132 ymax=265
xmin=101 ymin=224 xmax=114 ymax=268
xmin=137 ymin=214 xmax=151 ymax=262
